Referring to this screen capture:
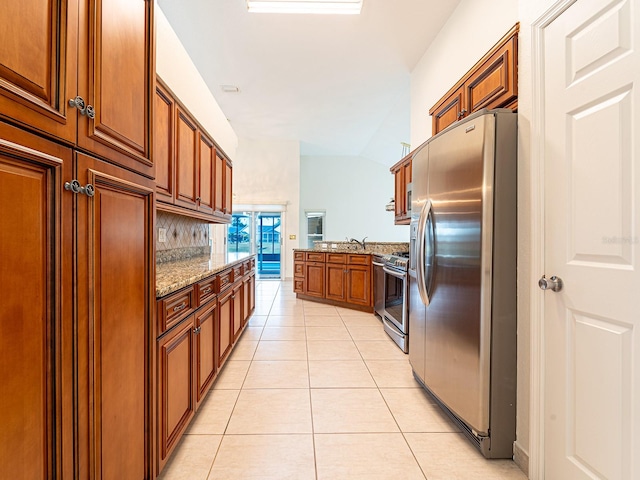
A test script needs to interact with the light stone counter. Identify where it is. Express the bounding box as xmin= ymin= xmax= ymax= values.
xmin=156 ymin=252 xmax=254 ymax=298
xmin=294 ymin=241 xmax=409 ymax=256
